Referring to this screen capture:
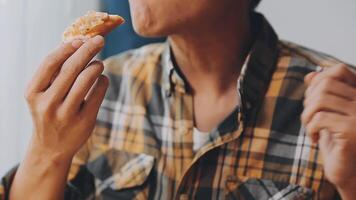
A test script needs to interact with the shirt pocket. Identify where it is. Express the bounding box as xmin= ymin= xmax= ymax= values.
xmin=225 ymin=178 xmax=313 ymax=200
xmin=86 ymin=148 xmax=155 ymax=196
